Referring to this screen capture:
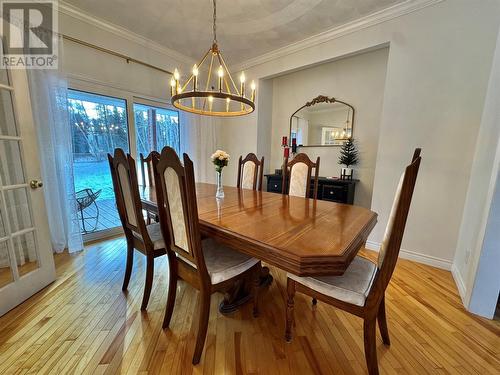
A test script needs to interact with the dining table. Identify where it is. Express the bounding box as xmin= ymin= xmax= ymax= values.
xmin=140 ymin=183 xmax=377 ymax=312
